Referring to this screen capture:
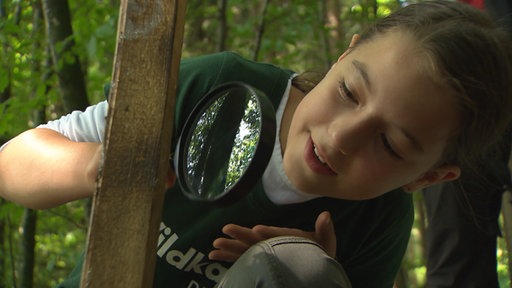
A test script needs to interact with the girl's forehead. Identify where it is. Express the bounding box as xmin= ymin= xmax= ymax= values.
xmin=350 ymin=30 xmax=442 ymax=86
xmin=357 ymin=30 xmax=419 ymax=58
